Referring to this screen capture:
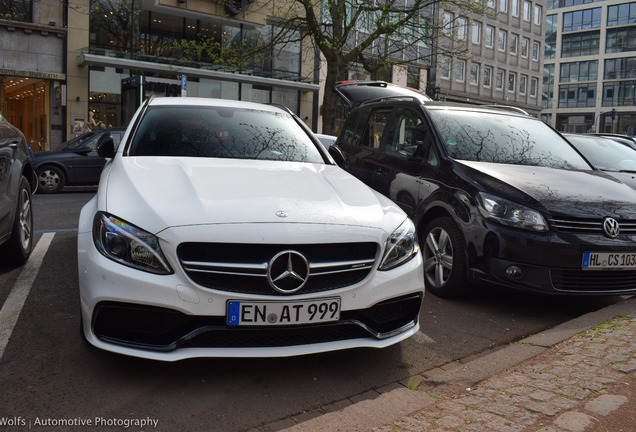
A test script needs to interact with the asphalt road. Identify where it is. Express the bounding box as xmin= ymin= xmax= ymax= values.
xmin=0 ymin=190 xmax=627 ymax=432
